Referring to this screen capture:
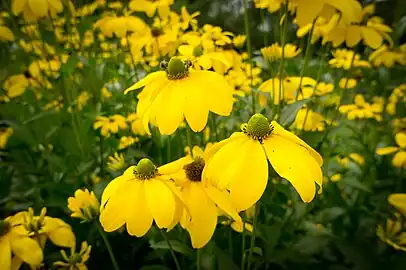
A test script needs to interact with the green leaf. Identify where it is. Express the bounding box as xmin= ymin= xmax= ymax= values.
xmin=150 ymin=240 xmax=193 ymax=255
xmin=279 ymin=99 xmax=309 ymax=126
xmin=340 ymin=177 xmax=370 ymax=192
xmin=315 ymin=207 xmax=346 ymax=223
xmin=293 ymin=235 xmax=330 ymax=255
xmin=212 ymin=242 xmax=239 ymax=270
